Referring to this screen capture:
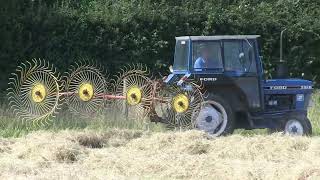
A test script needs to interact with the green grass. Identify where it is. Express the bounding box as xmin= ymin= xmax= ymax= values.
xmin=0 ymin=106 xmax=166 ymax=137
xmin=0 ymin=116 xmax=166 ymax=138
xmin=0 ymin=92 xmax=320 ymax=138
xmin=307 ymin=91 xmax=320 ymax=135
